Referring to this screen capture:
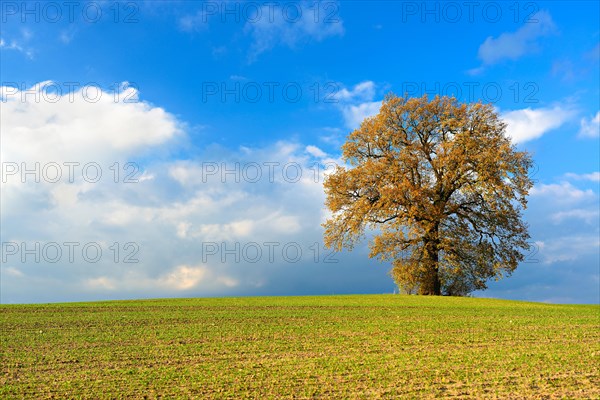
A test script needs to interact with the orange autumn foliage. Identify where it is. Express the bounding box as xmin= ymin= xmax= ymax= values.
xmin=323 ymin=94 xmax=533 ymax=296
